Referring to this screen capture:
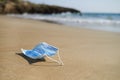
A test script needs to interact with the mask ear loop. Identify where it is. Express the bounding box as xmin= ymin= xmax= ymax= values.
xmin=45 ymin=50 xmax=64 ymax=66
